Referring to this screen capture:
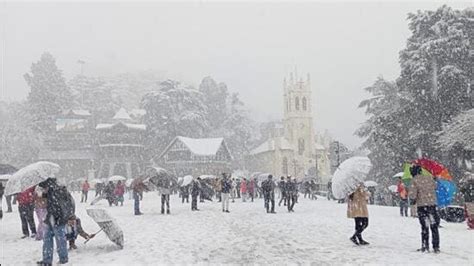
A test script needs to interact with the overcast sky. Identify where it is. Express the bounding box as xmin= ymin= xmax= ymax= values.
xmin=0 ymin=1 xmax=470 ymax=148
